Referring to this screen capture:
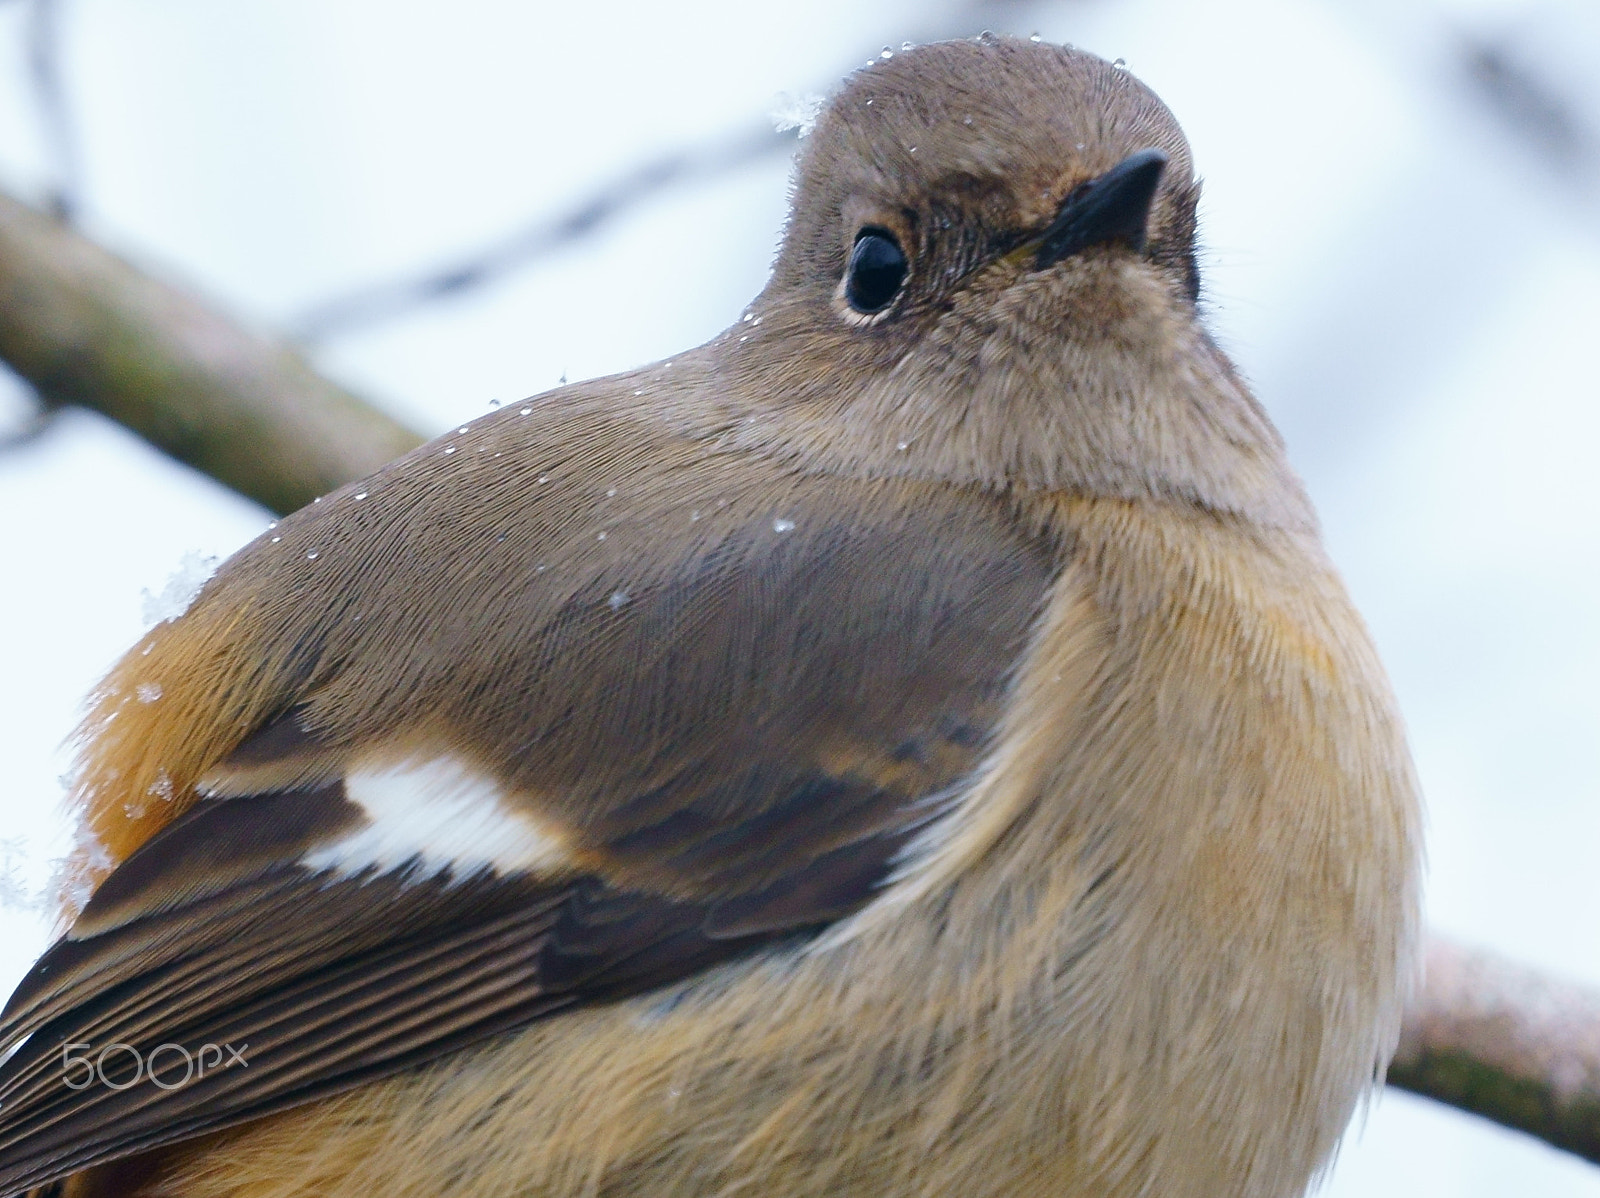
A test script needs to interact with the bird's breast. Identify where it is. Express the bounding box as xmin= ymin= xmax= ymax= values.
xmin=801 ymin=491 xmax=1423 ymax=1197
